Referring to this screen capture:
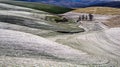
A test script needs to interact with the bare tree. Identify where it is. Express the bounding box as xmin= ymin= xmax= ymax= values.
xmin=89 ymin=14 xmax=94 ymax=21
xmin=82 ymin=15 xmax=85 ymax=21
xmin=77 ymin=16 xmax=81 ymax=22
